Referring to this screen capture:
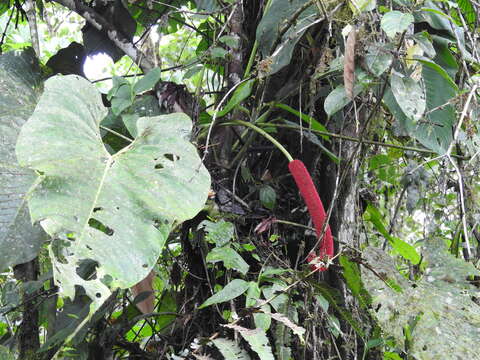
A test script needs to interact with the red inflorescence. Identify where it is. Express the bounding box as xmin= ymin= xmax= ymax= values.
xmin=288 ymin=159 xmax=334 ymax=271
